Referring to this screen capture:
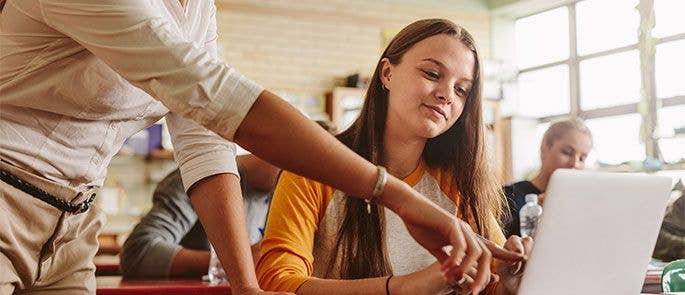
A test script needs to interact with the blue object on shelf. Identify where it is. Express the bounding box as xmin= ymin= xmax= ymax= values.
xmin=147 ymin=123 xmax=163 ymax=154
